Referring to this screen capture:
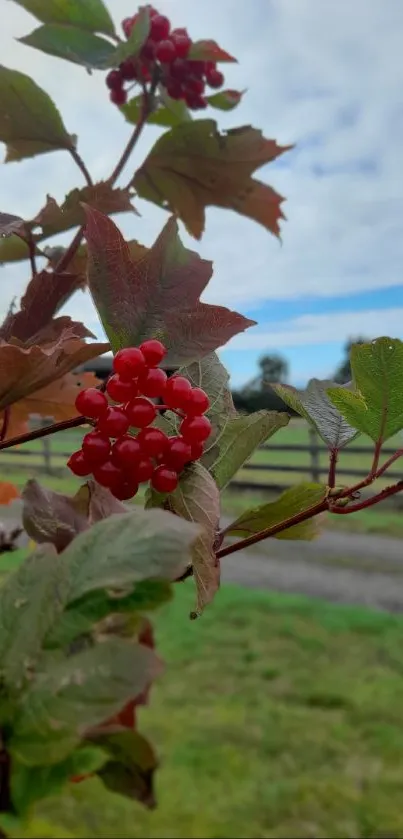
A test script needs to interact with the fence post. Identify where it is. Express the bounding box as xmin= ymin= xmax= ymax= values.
xmin=308 ymin=426 xmax=321 ymax=482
